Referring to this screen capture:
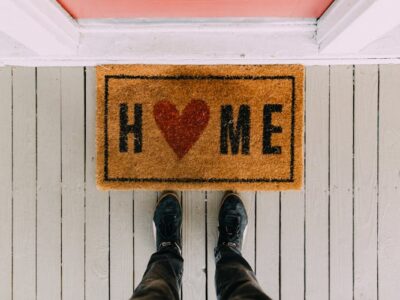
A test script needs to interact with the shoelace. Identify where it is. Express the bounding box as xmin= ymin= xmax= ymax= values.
xmin=220 ymin=215 xmax=241 ymax=247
